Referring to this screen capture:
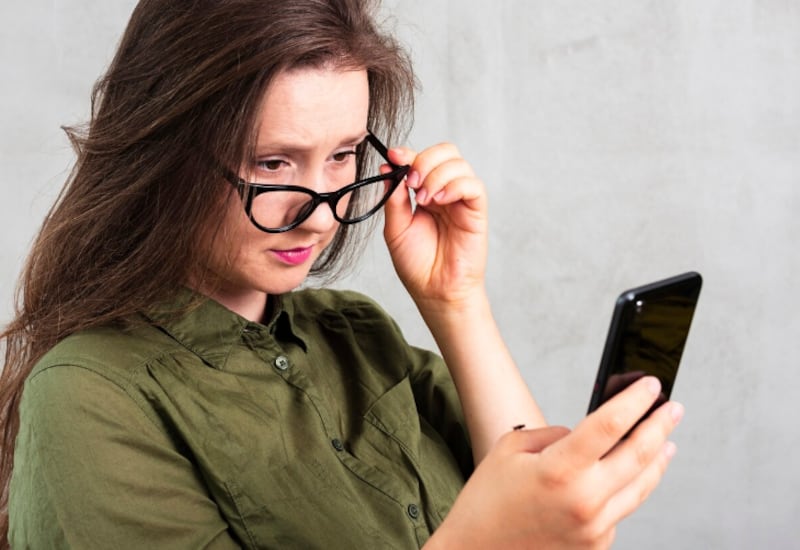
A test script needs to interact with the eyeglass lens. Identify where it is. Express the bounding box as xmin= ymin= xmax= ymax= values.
xmin=249 ymin=178 xmax=392 ymax=231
